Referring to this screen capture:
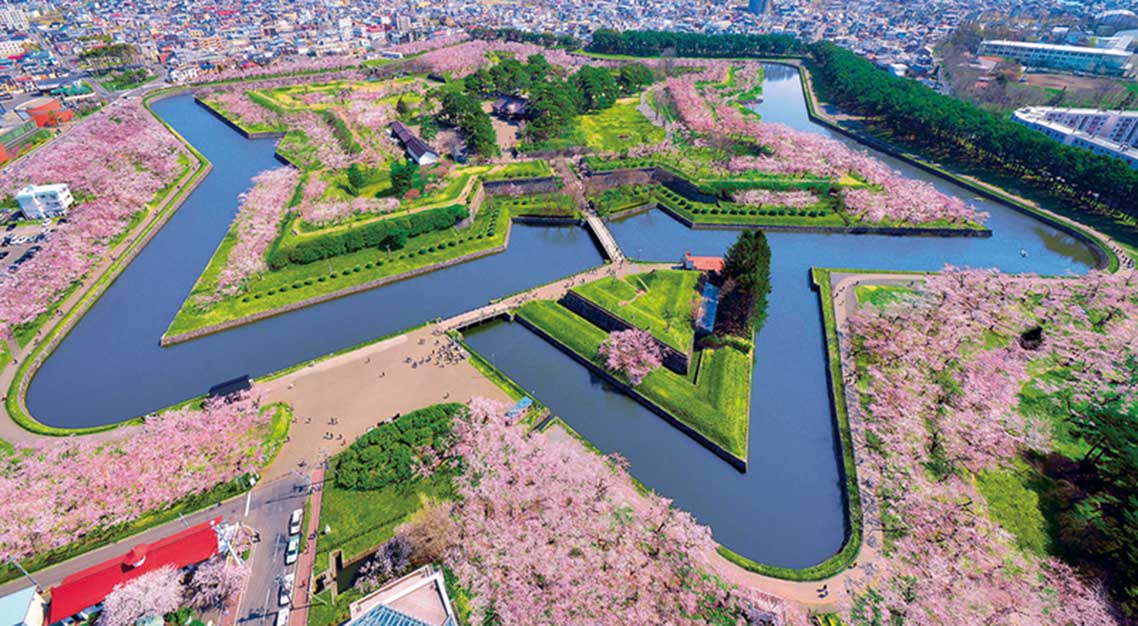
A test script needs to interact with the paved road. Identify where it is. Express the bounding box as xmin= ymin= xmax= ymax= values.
xmin=0 ymin=493 xmax=244 ymax=598
xmin=236 ymin=472 xmax=313 ymax=626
